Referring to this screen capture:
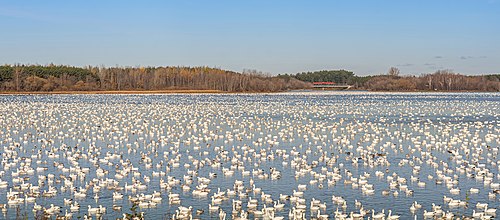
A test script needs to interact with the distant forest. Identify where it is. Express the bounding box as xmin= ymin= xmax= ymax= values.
xmin=282 ymin=68 xmax=500 ymax=91
xmin=280 ymin=70 xmax=372 ymax=87
xmin=0 ymin=64 xmax=499 ymax=92
xmin=0 ymin=64 xmax=308 ymax=92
